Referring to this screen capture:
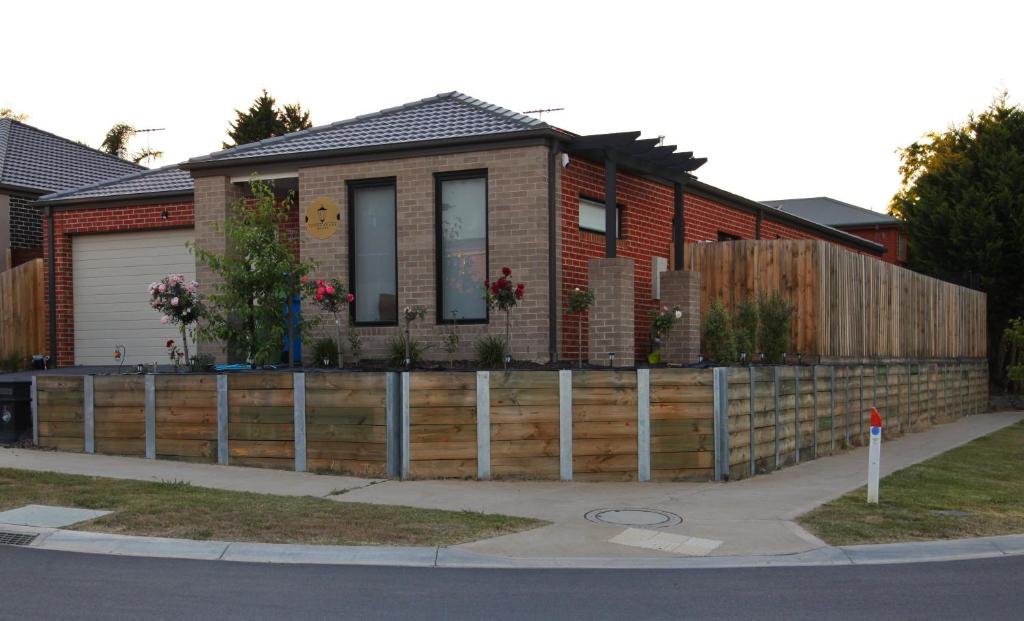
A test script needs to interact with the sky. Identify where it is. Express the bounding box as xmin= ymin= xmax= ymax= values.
xmin=2 ymin=0 xmax=1020 ymax=212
